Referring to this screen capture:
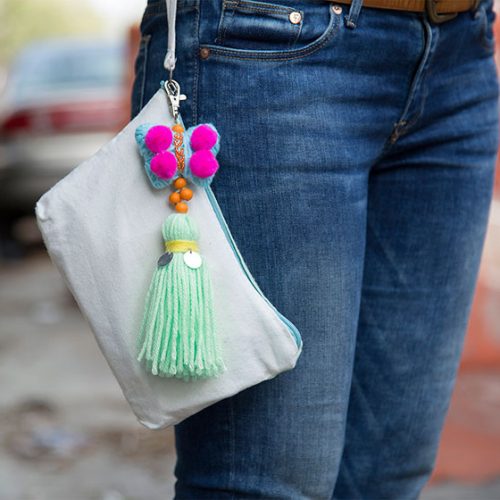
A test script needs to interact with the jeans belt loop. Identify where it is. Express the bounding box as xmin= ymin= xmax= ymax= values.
xmin=345 ymin=0 xmax=365 ymax=28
